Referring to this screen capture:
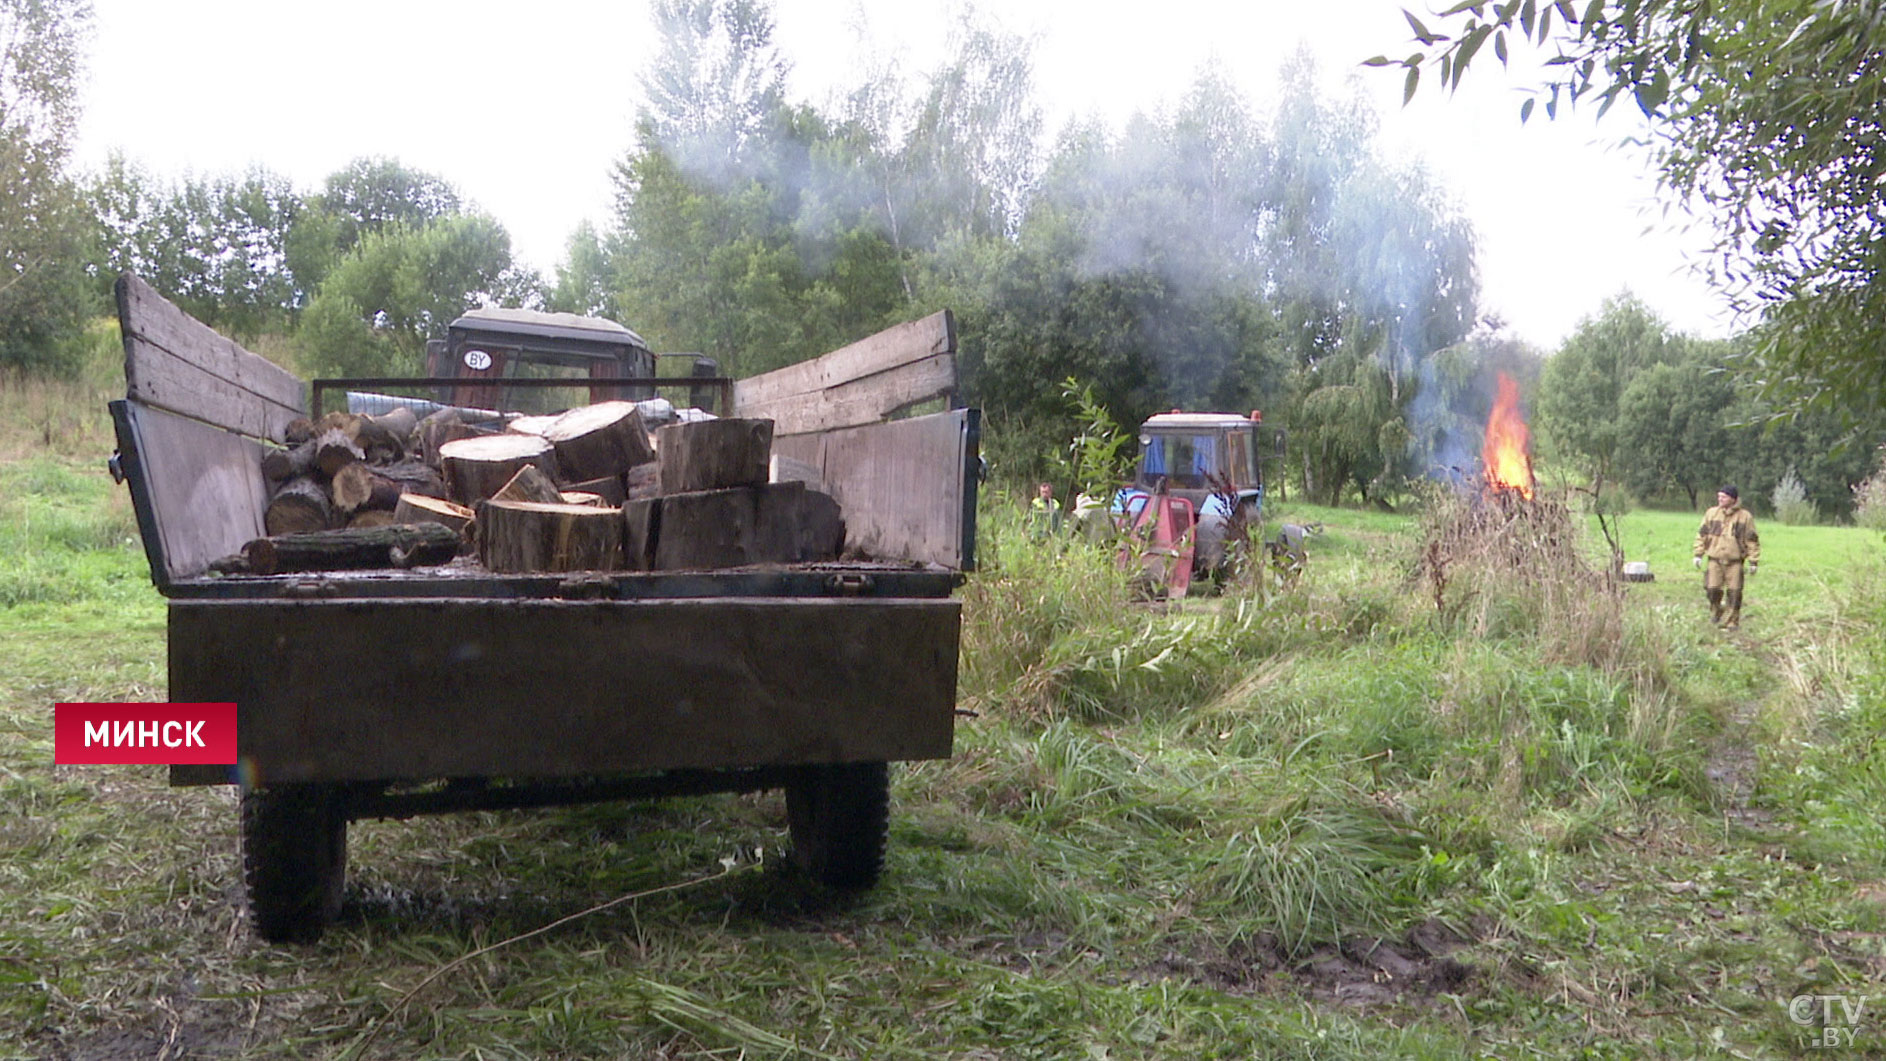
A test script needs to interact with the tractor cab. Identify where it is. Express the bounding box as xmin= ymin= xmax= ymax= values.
xmin=1115 ymin=411 xmax=1284 ymax=595
xmin=423 ymin=308 xmax=720 ymax=415
xmin=1129 ymin=411 xmax=1277 ymax=516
